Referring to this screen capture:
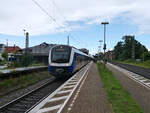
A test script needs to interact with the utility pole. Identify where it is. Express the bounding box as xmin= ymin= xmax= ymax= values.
xmin=25 ymin=32 xmax=29 ymax=54
xmin=6 ymin=39 xmax=8 ymax=47
xmin=67 ymin=35 xmax=69 ymax=45
xmin=142 ymin=46 xmax=144 ymax=62
xmin=101 ymin=22 xmax=109 ymax=71
xmin=23 ymin=29 xmax=29 ymax=54
xmin=131 ymin=35 xmax=135 ymax=60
